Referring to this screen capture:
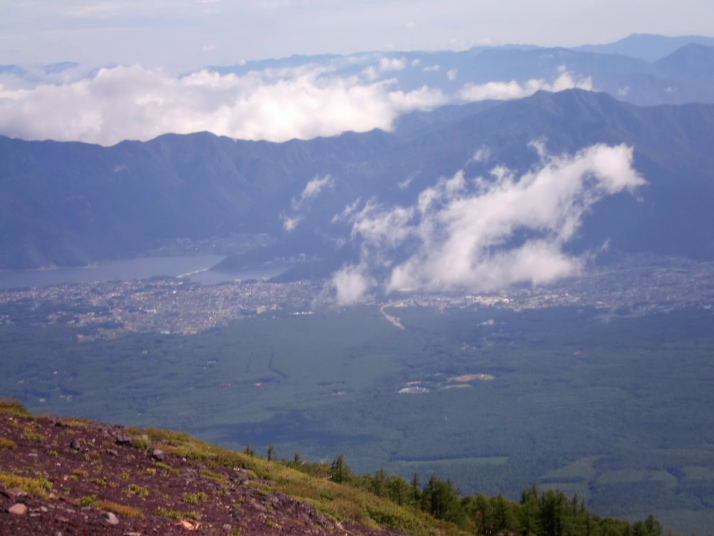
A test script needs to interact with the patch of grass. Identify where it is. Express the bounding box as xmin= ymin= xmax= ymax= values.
xmin=0 ymin=472 xmax=52 ymax=497
xmin=127 ymin=427 xmax=193 ymax=445
xmin=119 ymin=471 xmax=130 ymax=480
xmin=125 ymin=484 xmax=150 ymax=497
xmin=0 ymin=437 xmax=17 ymax=449
xmin=200 ymin=469 xmax=227 ymax=483
xmin=145 ymin=467 xmax=157 ymax=476
xmin=0 ymin=397 xmax=32 ymax=417
xmin=72 ymin=469 xmax=89 ymax=477
xmin=131 ymin=437 xmax=151 ymax=449
xmin=157 ymin=506 xmax=182 ymax=520
xmin=78 ymin=495 xmax=97 ymax=507
xmin=95 ymin=500 xmax=145 ymax=518
xmin=23 ymin=430 xmax=45 ymax=442
xmin=94 ymin=479 xmax=108 ymax=487
xmin=182 ymin=492 xmax=208 ymax=504
xmin=59 ymin=418 xmax=90 ymax=428
xmin=183 ymin=511 xmax=203 ymax=520
xmin=152 ymin=461 xmax=179 ymax=475
xmin=246 ymin=481 xmax=273 ymax=496
xmin=48 ymin=450 xmax=58 ymax=457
